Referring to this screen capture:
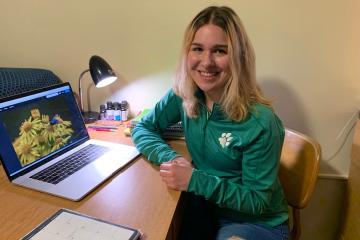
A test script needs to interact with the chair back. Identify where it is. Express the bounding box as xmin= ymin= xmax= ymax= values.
xmin=0 ymin=68 xmax=61 ymax=99
xmin=279 ymin=128 xmax=321 ymax=240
